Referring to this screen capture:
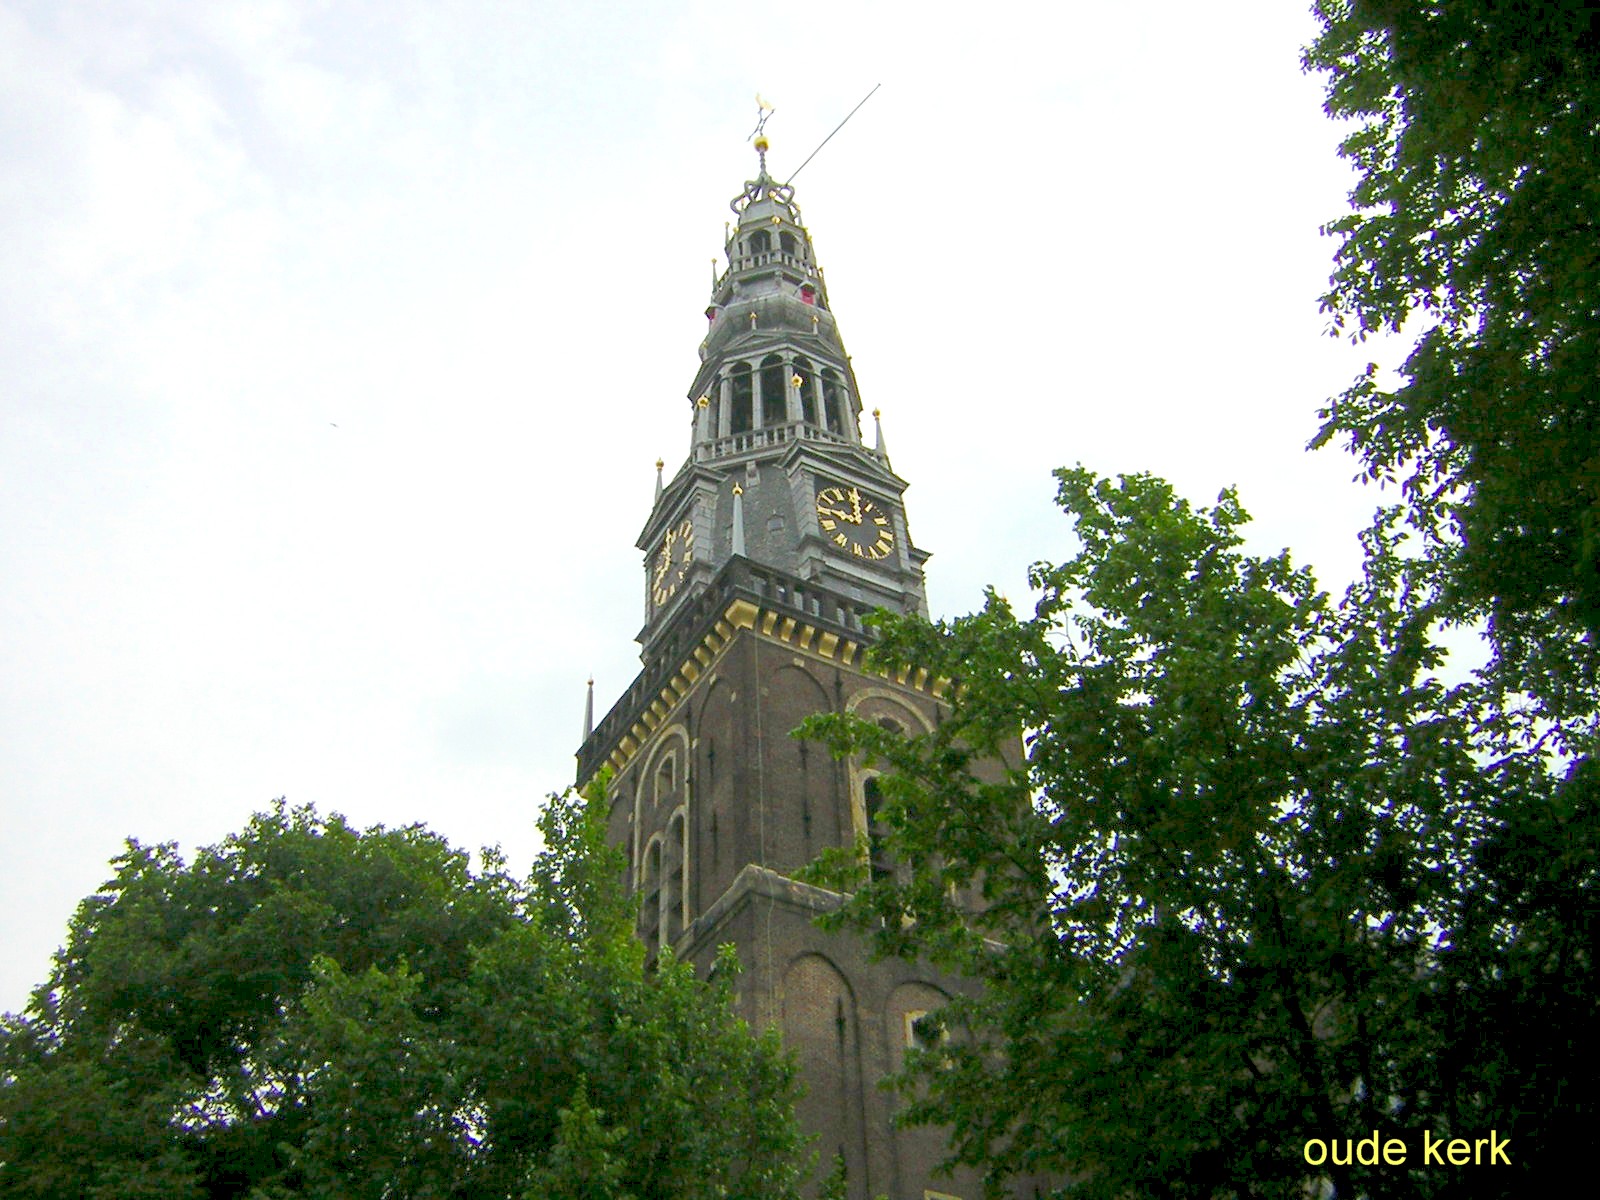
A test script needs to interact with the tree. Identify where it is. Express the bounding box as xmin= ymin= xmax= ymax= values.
xmin=0 ymin=791 xmax=811 ymax=1199
xmin=1303 ymin=1 xmax=1600 ymax=661
xmin=799 ymin=467 xmax=1596 ymax=1199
